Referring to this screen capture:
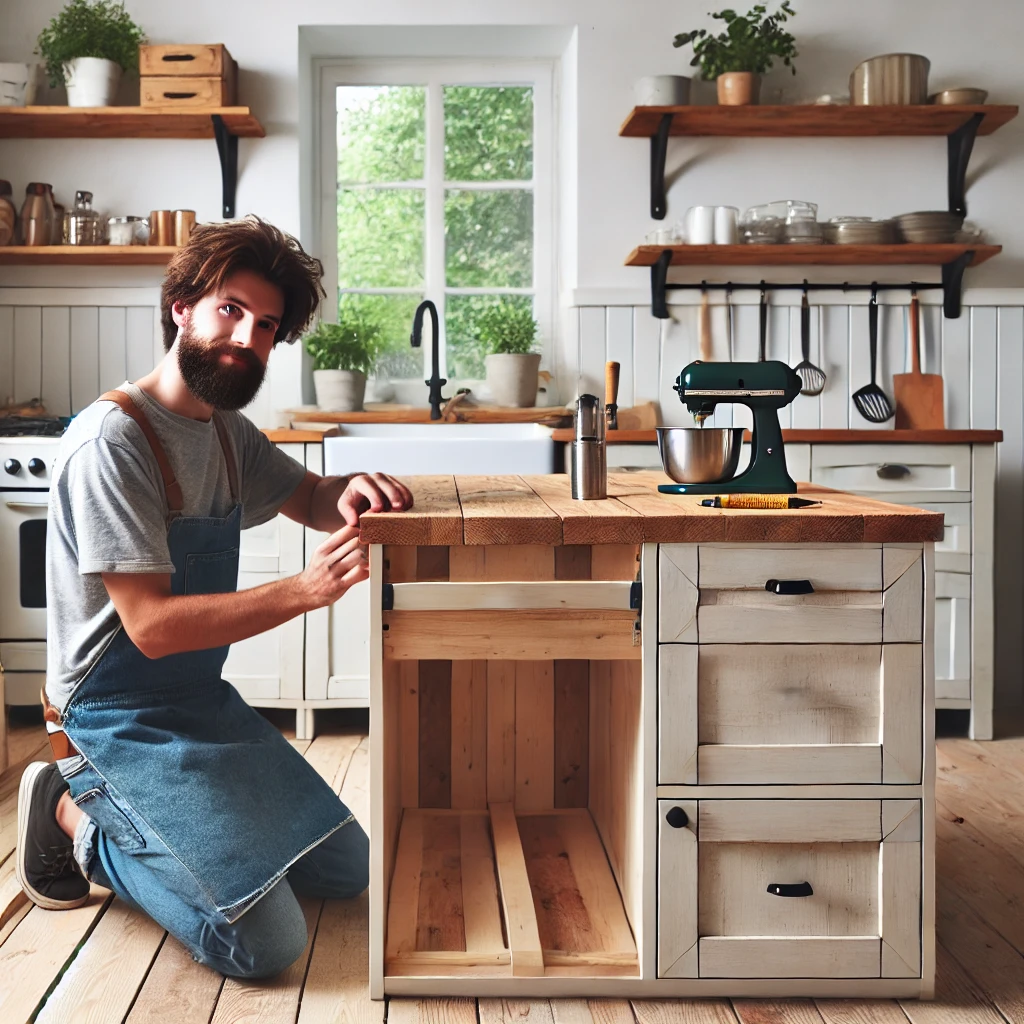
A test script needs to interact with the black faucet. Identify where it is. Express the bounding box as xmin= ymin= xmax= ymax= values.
xmin=410 ymin=300 xmax=447 ymax=421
